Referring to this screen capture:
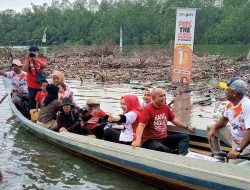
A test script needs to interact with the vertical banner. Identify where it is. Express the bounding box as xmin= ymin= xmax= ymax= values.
xmin=172 ymin=8 xmax=196 ymax=84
